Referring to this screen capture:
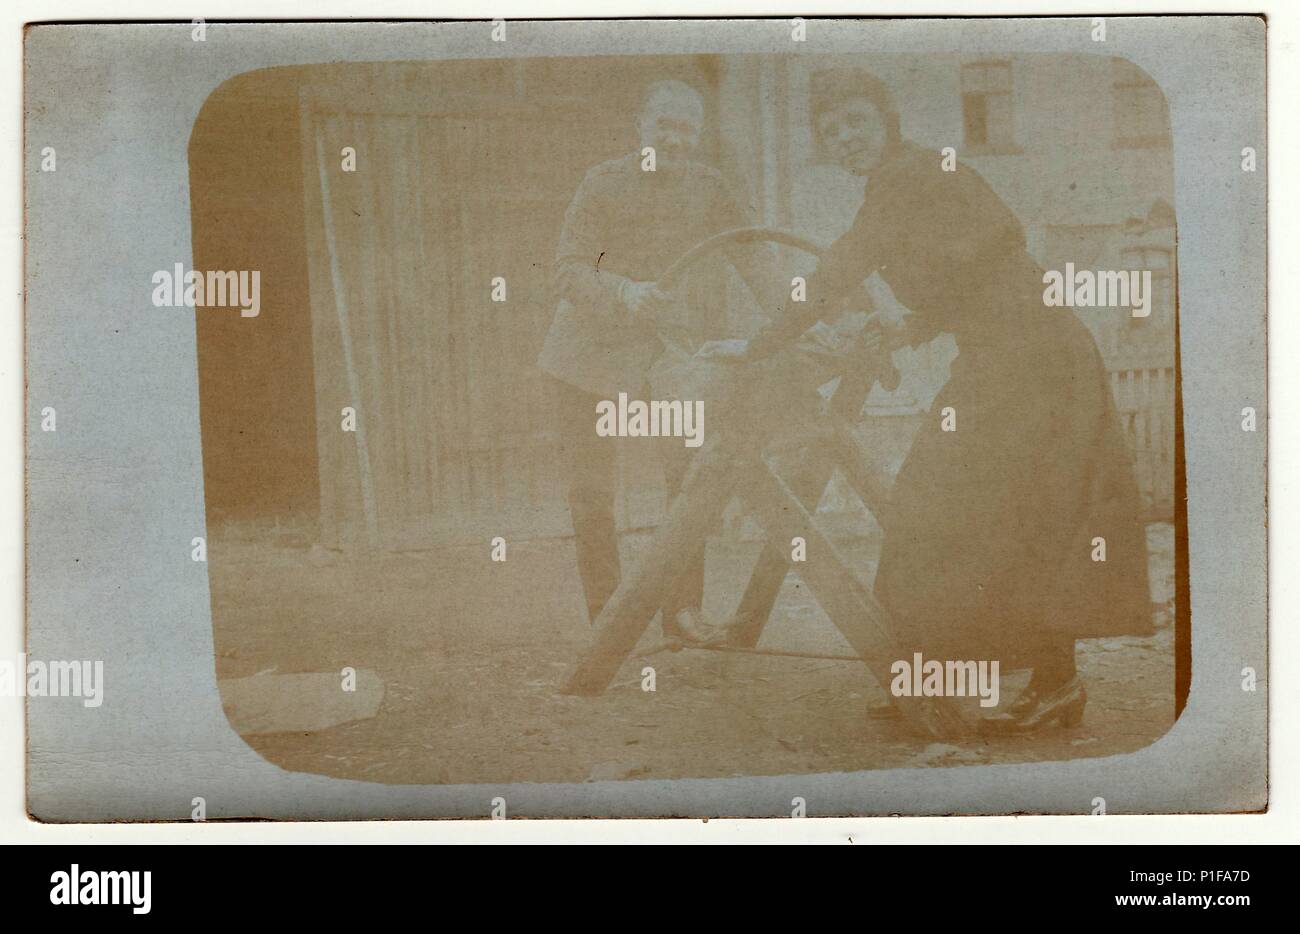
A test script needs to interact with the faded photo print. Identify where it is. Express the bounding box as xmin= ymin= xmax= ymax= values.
xmin=197 ymin=52 xmax=1179 ymax=782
